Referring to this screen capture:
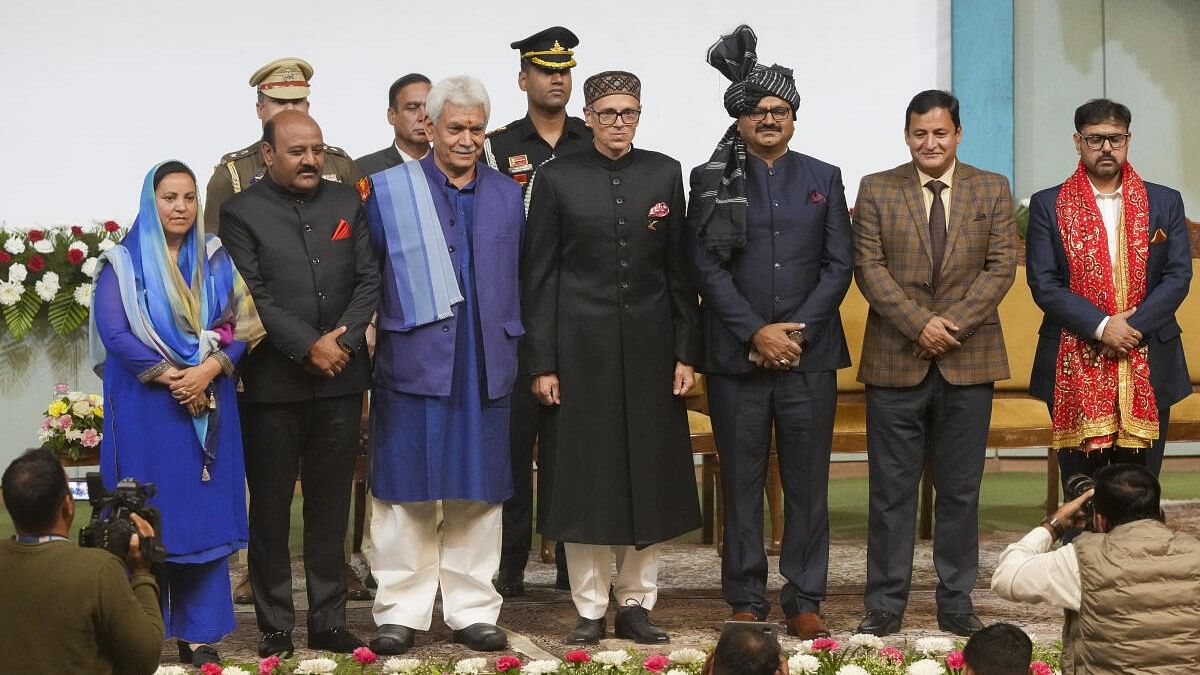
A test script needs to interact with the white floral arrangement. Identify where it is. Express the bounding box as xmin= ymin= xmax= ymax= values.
xmin=0 ymin=221 xmax=125 ymax=339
